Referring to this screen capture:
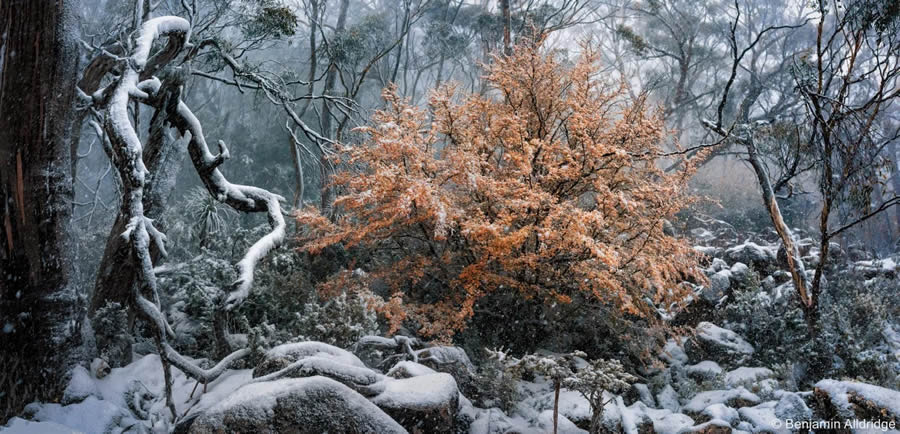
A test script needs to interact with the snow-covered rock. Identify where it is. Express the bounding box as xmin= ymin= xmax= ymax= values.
xmin=700 ymin=403 xmax=739 ymax=425
xmin=702 ymin=270 xmax=731 ymax=303
xmin=22 ymin=397 xmax=133 ymax=434
xmin=725 ymin=242 xmax=777 ymax=269
xmin=685 ymin=360 xmax=723 ymax=381
xmin=62 ymin=365 xmax=100 ymax=404
xmin=685 ymin=322 xmax=755 ymax=366
xmin=730 ymin=262 xmax=749 ymax=281
xmin=738 ymin=401 xmax=788 ymax=433
xmin=254 ymin=341 xmax=367 ymax=378
xmin=662 ymin=338 xmax=690 ymax=366
xmin=386 ymin=361 xmax=438 ymax=379
xmin=1 ymin=418 xmax=75 ymax=434
xmin=657 ymin=384 xmax=681 ymax=412
xmin=773 ymin=391 xmax=811 ymax=422
xmin=631 ymin=383 xmax=656 ymax=407
xmin=184 ymin=376 xmax=407 ymax=433
xmin=371 ymin=373 xmax=460 ymax=433
xmin=813 ymin=379 xmax=900 ymax=422
xmin=536 ymin=410 xmax=587 ymax=434
xmin=683 ymin=387 xmax=761 ymax=414
xmin=677 ymin=418 xmax=735 ymax=433
xmin=723 ymin=367 xmax=774 ymax=388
